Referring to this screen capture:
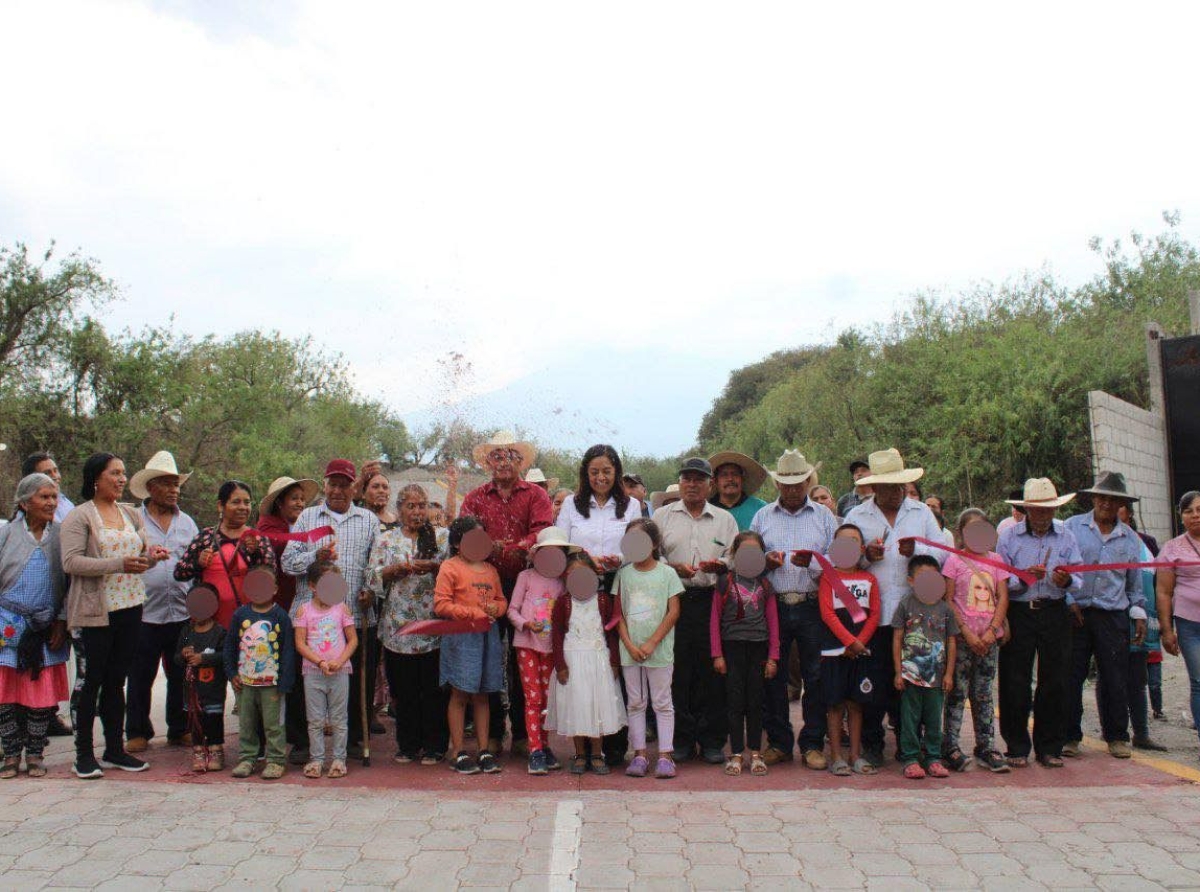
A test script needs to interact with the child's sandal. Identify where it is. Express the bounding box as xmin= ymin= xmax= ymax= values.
xmin=829 ymin=759 xmax=852 ymax=777
xmin=25 ymin=757 xmax=46 ymax=778
xmin=569 ymin=755 xmax=587 ymax=775
xmin=749 ymin=754 xmax=768 ymax=776
xmin=303 ymin=761 xmax=323 ymax=779
xmin=327 ymin=760 xmax=347 ymax=779
xmin=589 ymin=756 xmax=610 ymax=776
xmin=0 ymin=757 xmax=20 ymax=780
xmin=724 ymin=757 xmax=743 ymax=776
xmin=851 ymin=758 xmax=876 ymax=775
